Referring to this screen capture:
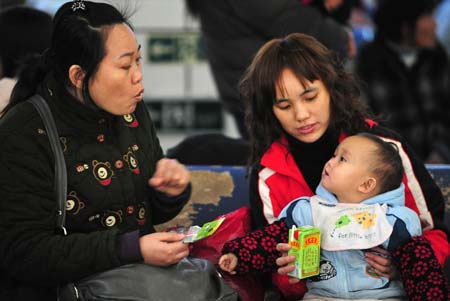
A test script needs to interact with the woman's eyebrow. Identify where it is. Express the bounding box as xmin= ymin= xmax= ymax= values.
xmin=274 ymin=97 xmax=288 ymax=103
xmin=118 ymin=44 xmax=142 ymax=59
xmin=300 ymin=87 xmax=317 ymax=96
